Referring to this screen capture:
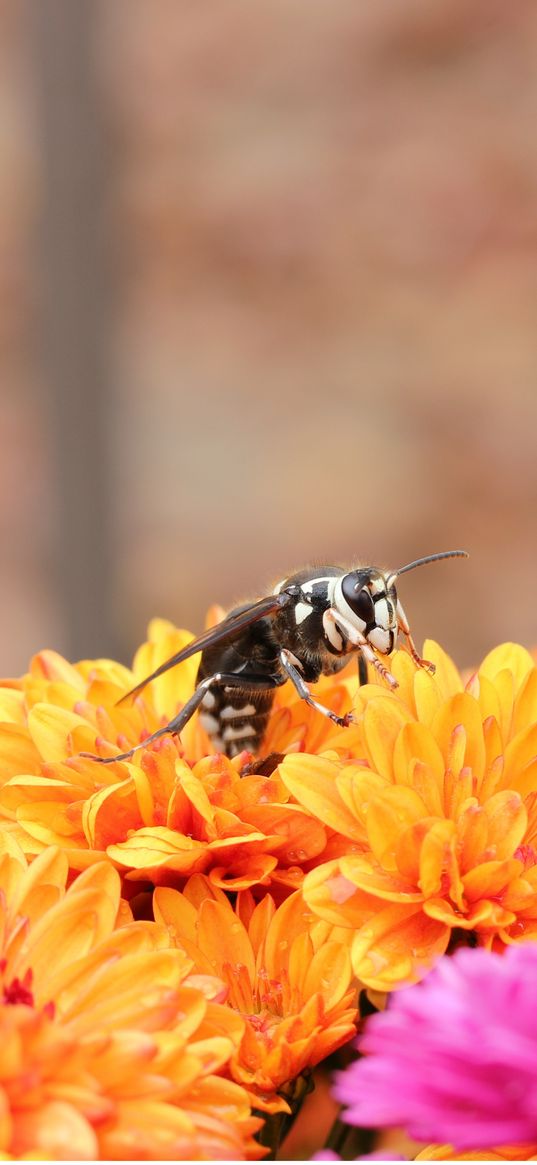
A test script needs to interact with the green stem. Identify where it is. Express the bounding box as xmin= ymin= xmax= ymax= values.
xmin=254 ymin=1072 xmax=314 ymax=1159
xmin=325 ymin=1109 xmax=377 ymax=1158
